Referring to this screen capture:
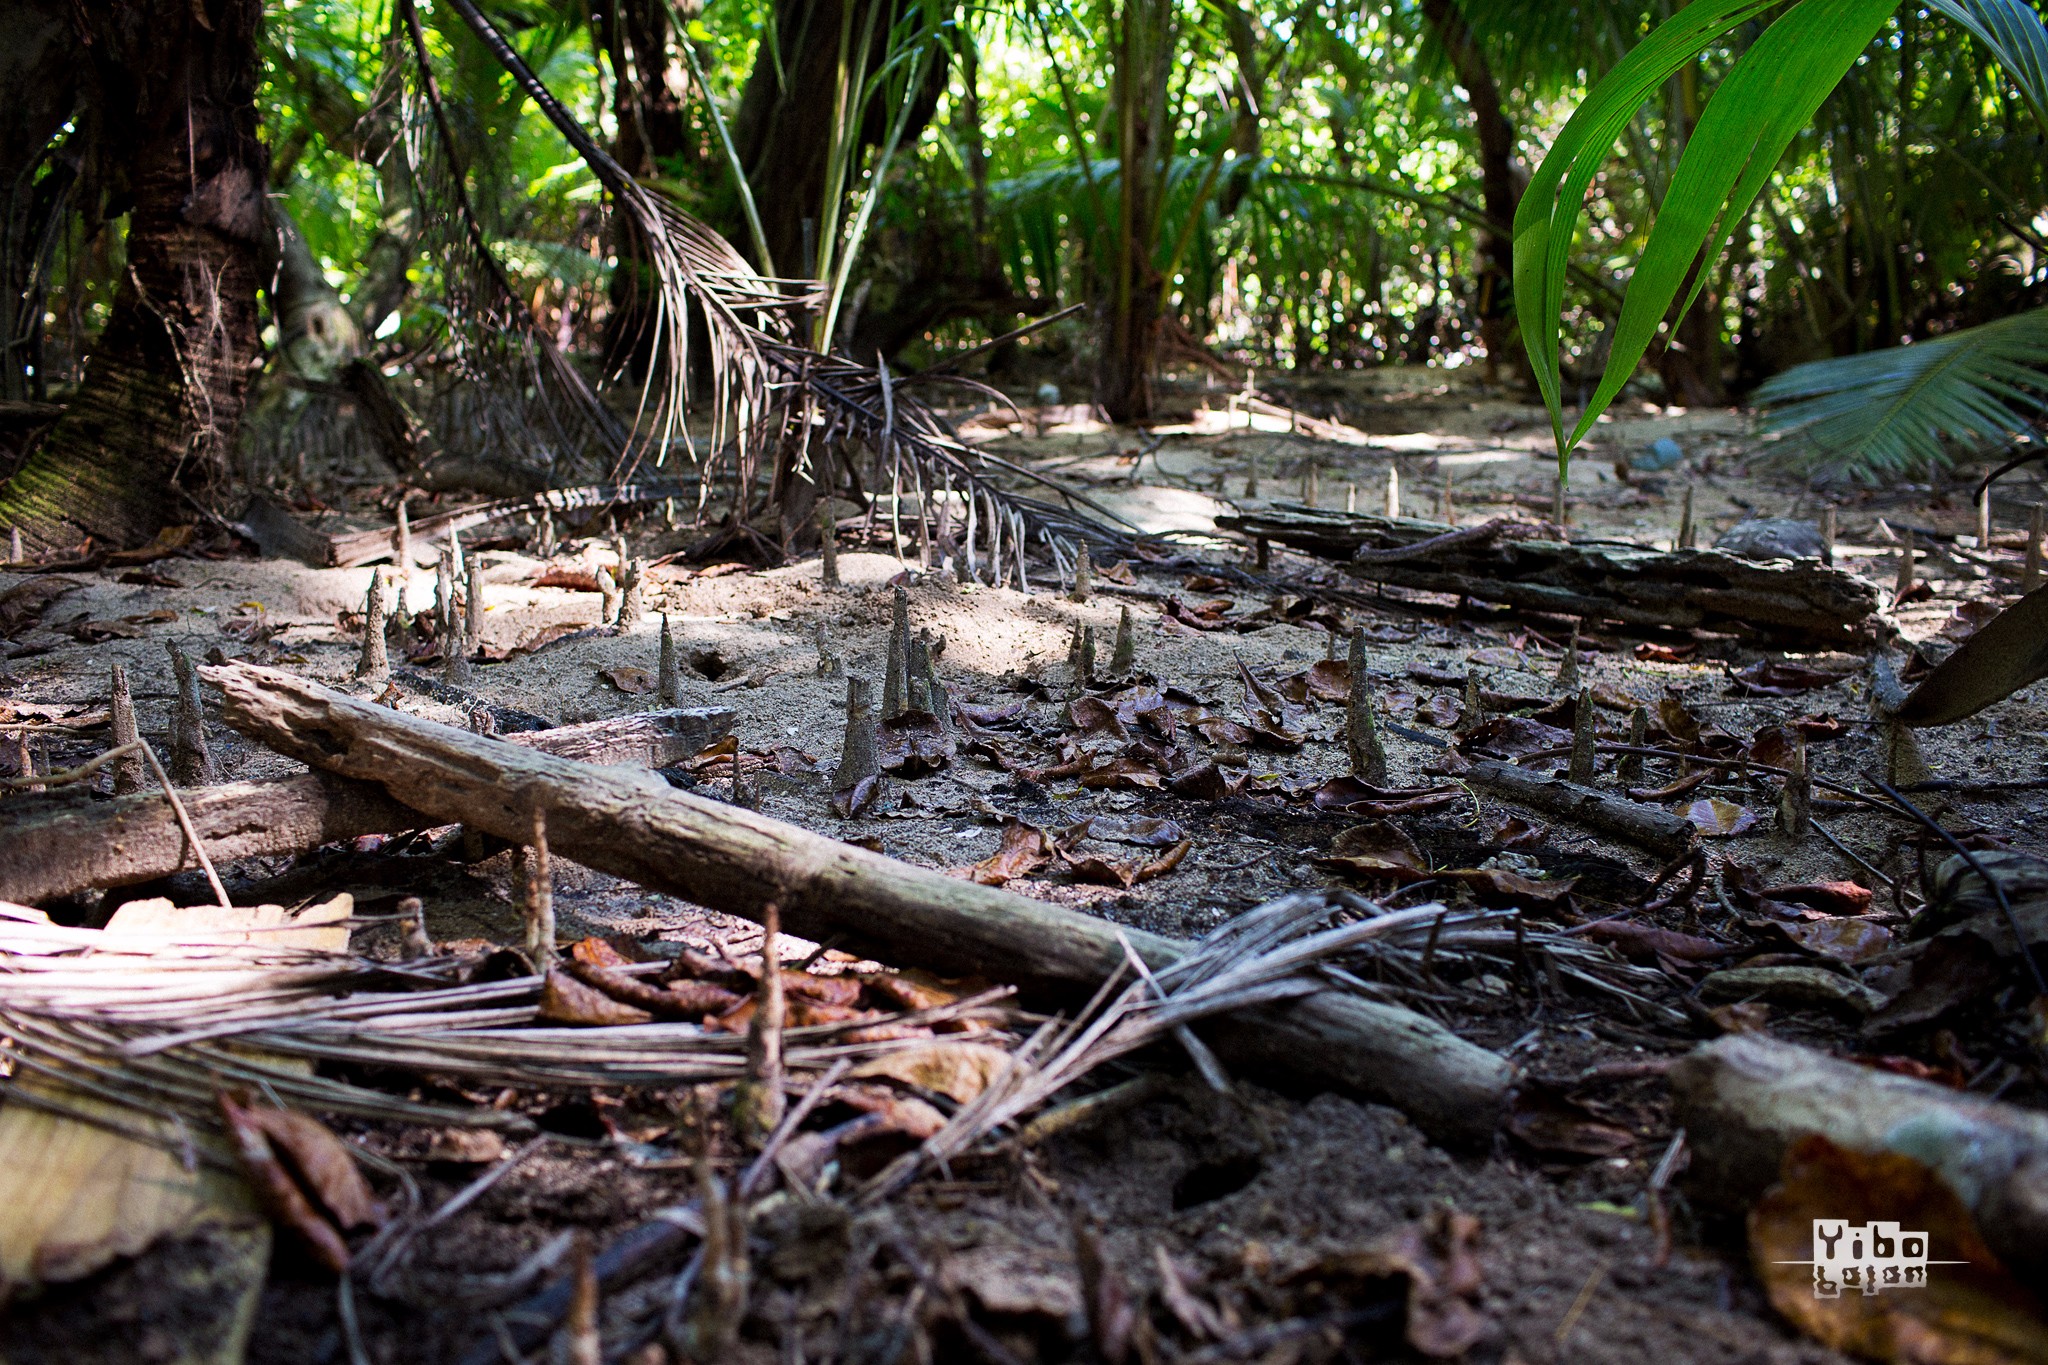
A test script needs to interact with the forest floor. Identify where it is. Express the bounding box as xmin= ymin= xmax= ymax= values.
xmin=2 ymin=364 xmax=2044 ymax=1363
